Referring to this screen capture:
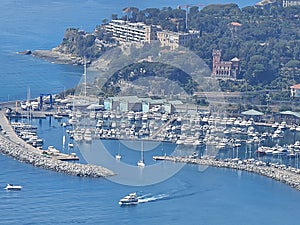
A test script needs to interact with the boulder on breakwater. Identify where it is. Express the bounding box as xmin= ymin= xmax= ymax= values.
xmin=154 ymin=155 xmax=300 ymax=191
